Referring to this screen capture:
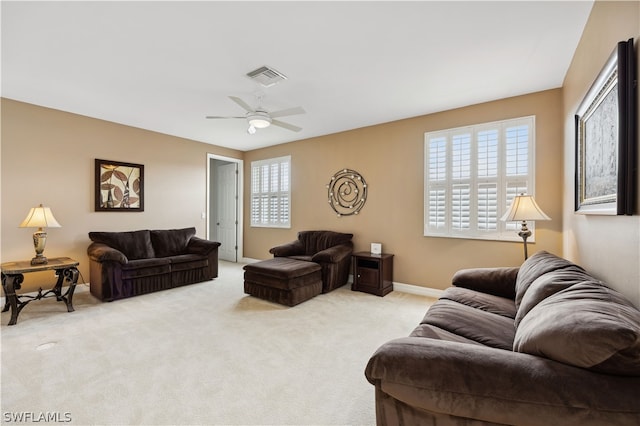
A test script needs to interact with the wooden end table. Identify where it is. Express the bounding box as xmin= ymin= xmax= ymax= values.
xmin=1 ymin=257 xmax=79 ymax=325
xmin=352 ymin=252 xmax=394 ymax=296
